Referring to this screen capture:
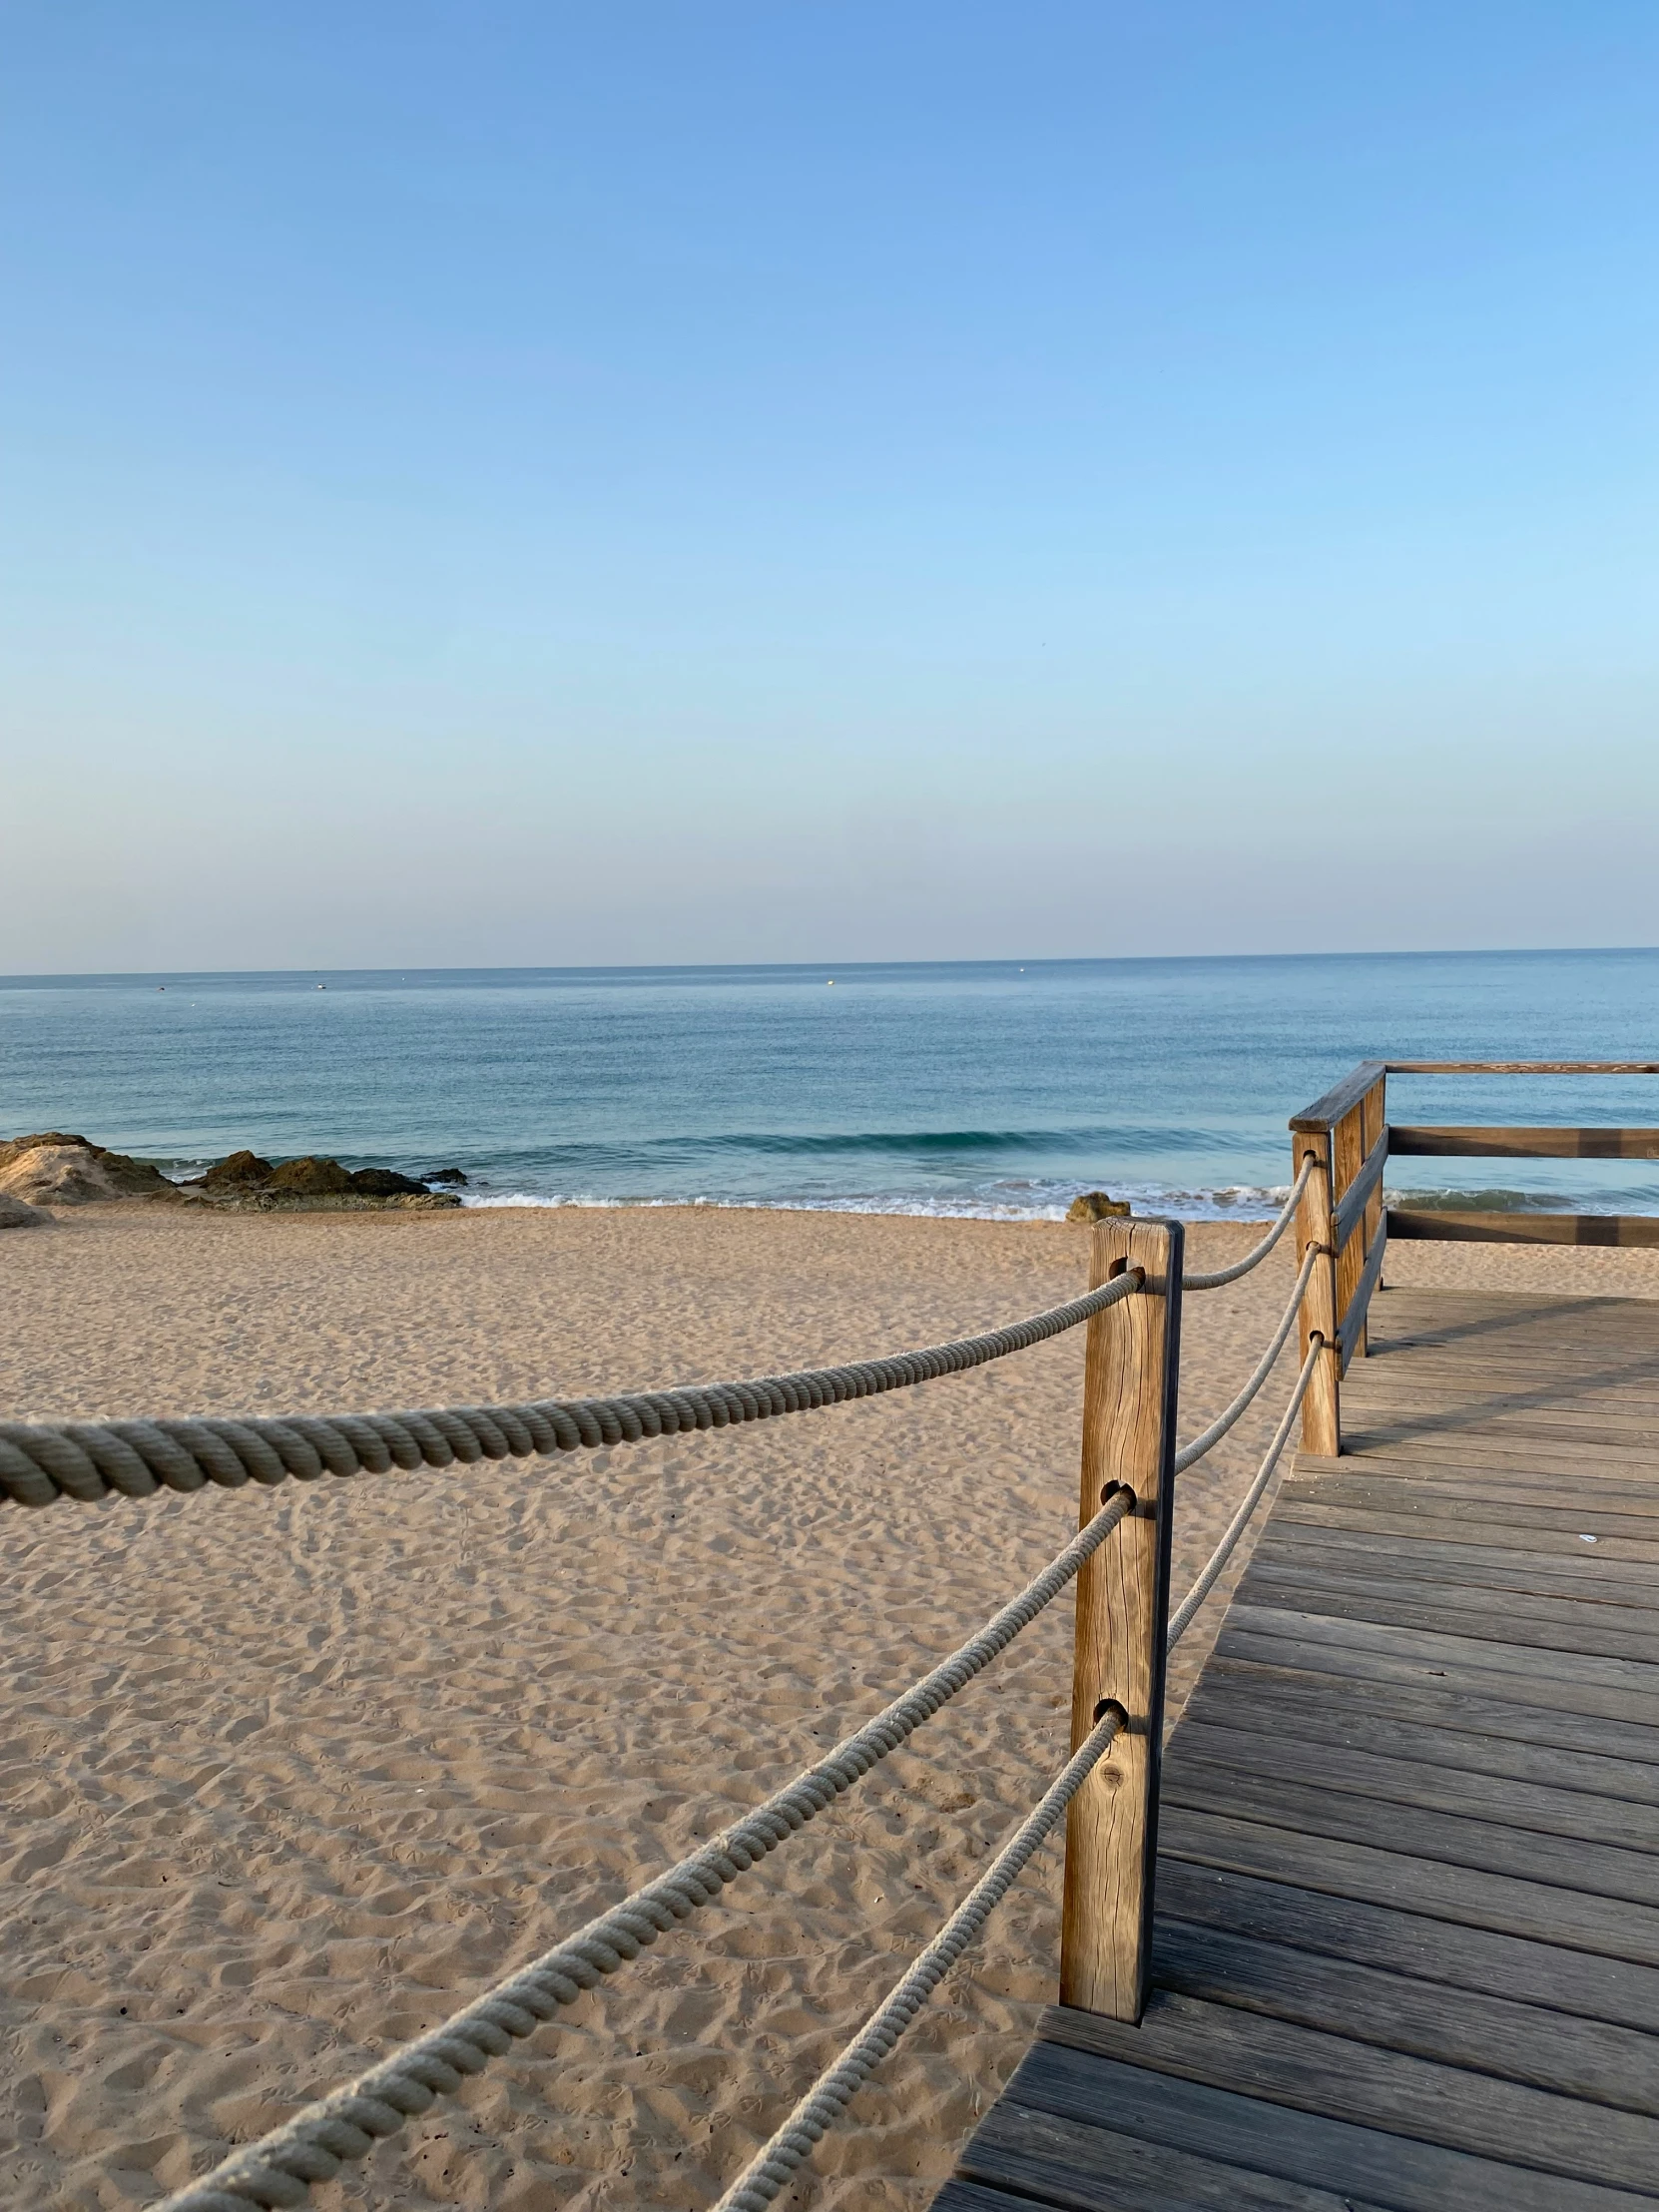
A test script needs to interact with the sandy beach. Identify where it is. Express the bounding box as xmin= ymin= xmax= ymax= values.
xmin=5 ymin=1203 xmax=1657 ymax=2212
